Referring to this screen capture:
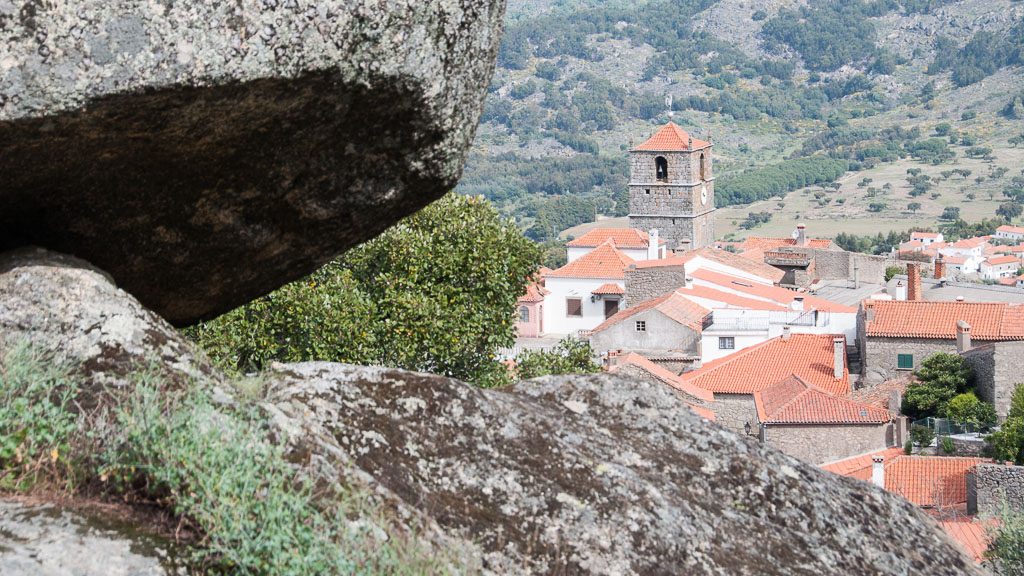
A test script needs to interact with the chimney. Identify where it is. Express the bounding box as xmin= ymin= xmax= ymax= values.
xmin=782 ymin=326 xmax=792 ymax=341
xmin=956 ymin=295 xmax=965 ymax=302
xmin=894 ymin=280 xmax=907 ymax=301
xmin=956 ymin=320 xmax=972 ymax=353
xmin=676 ymin=239 xmax=692 ymax=254
xmin=684 ymin=276 xmax=694 ymax=290
xmin=791 ymin=296 xmax=805 ymax=312
xmin=906 ymin=262 xmax=922 ymax=301
xmin=934 ymin=254 xmax=945 ymax=280
xmin=796 ymin=223 xmax=808 ymax=247
xmin=871 ymin=456 xmax=885 ymax=488
xmin=833 ymin=337 xmax=845 ymax=379
xmin=648 ymin=229 xmax=660 ymax=260
xmin=606 ymin=350 xmax=622 ymax=368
